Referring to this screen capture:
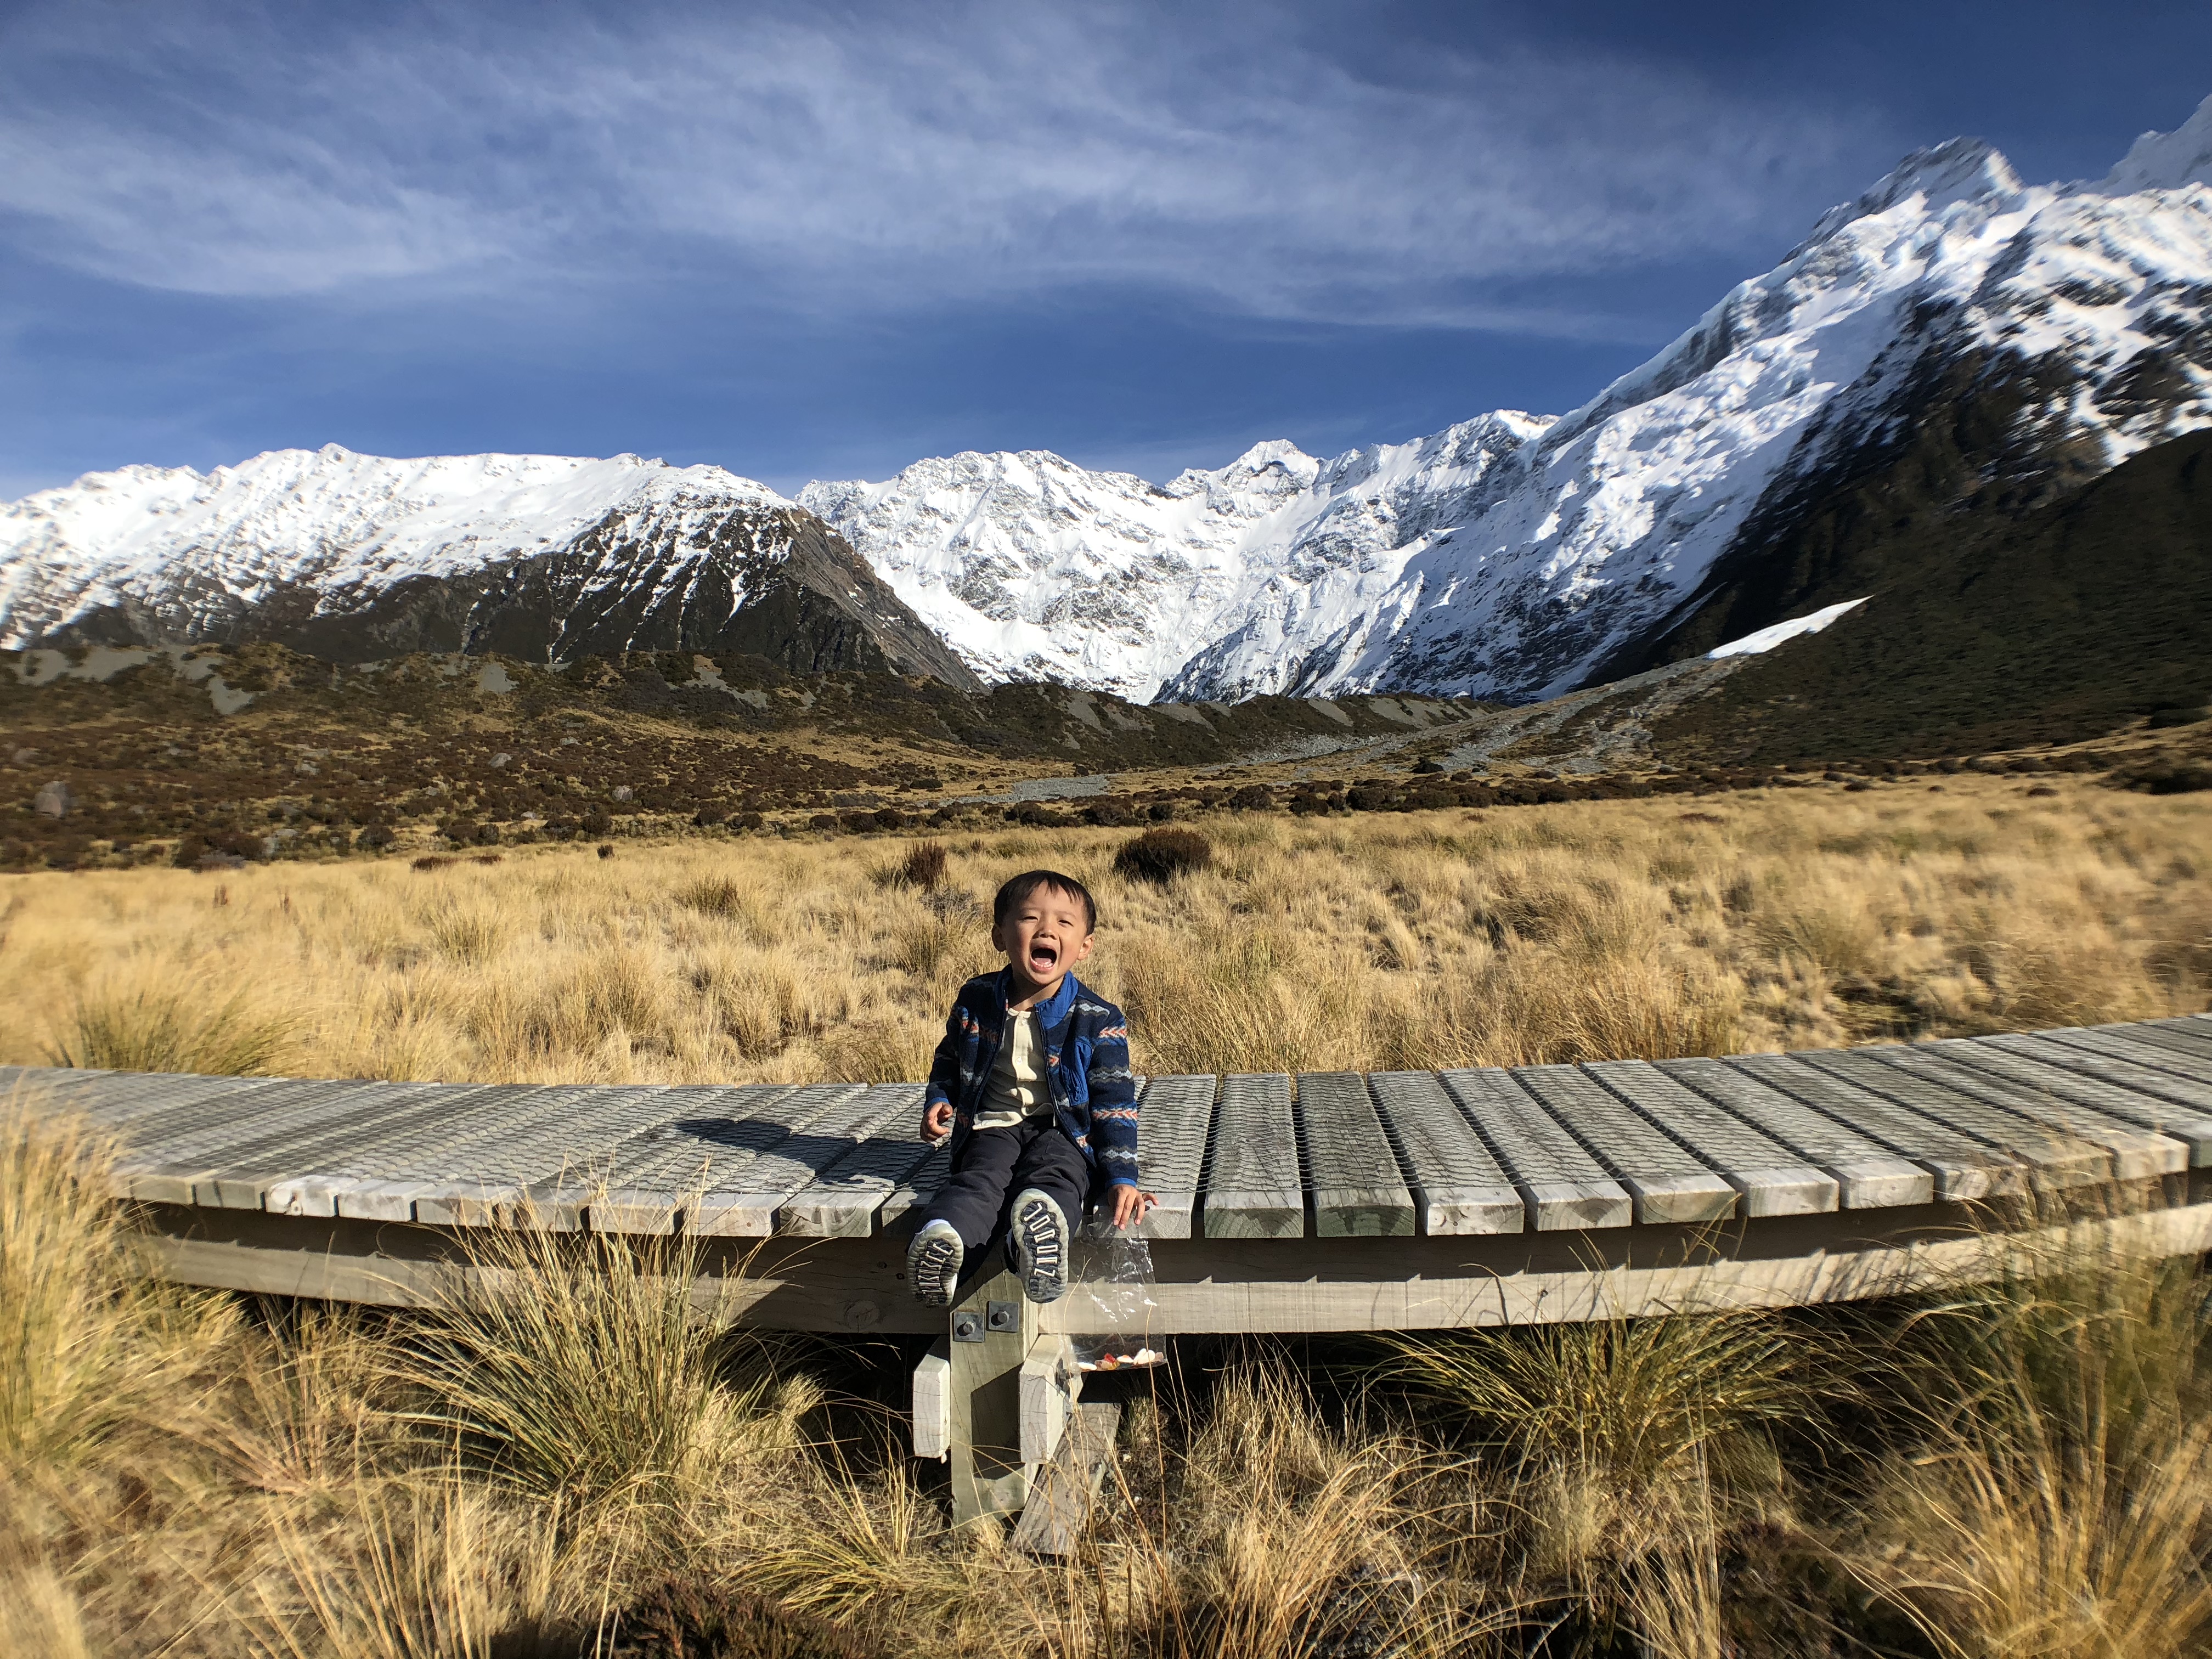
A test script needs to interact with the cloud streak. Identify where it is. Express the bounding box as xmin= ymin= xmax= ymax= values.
xmin=0 ymin=0 xmax=1878 ymax=328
